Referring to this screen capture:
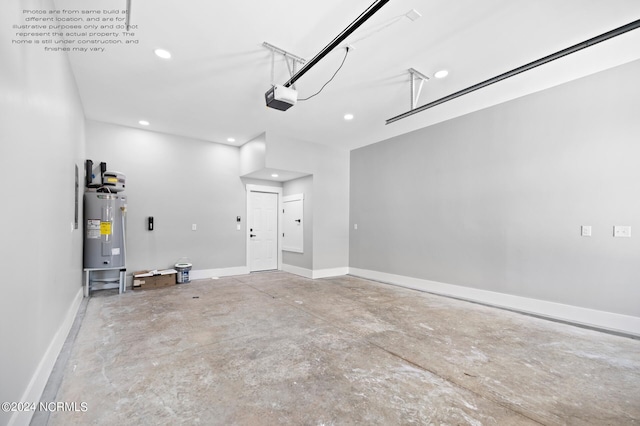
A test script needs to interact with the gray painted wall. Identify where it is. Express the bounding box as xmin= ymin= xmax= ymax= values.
xmin=283 ymin=175 xmax=314 ymax=270
xmin=0 ymin=0 xmax=86 ymax=422
xmin=240 ymin=133 xmax=266 ymax=176
xmin=86 ymin=120 xmax=247 ymax=275
xmin=266 ymin=132 xmax=350 ymax=270
xmin=350 ymin=59 xmax=640 ymax=317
